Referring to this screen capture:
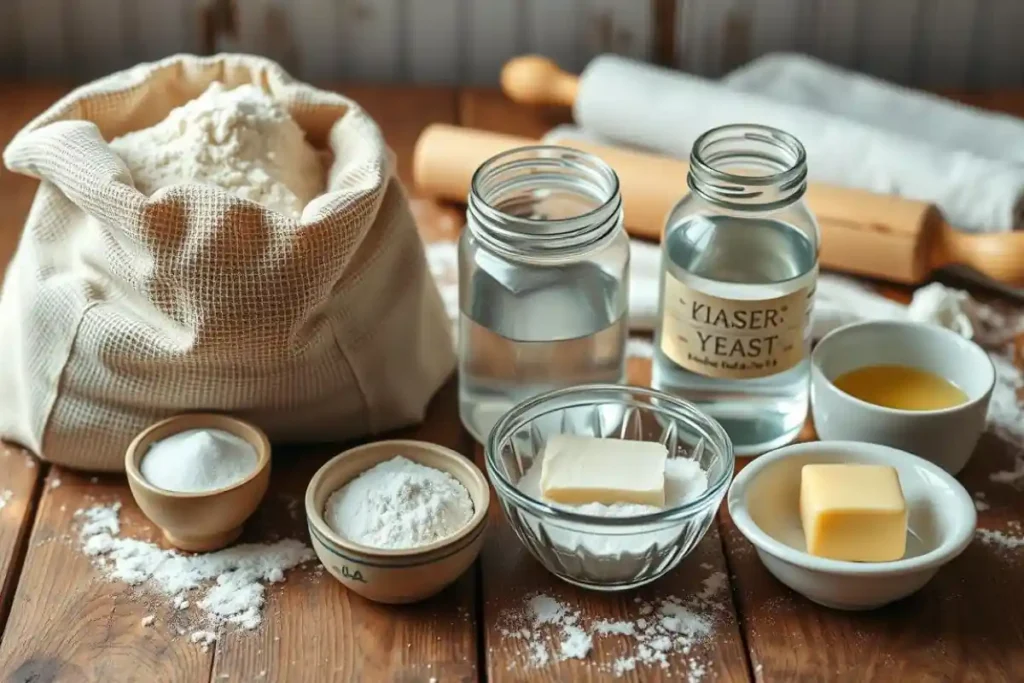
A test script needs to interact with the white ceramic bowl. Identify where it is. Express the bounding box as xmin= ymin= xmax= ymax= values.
xmin=728 ymin=441 xmax=975 ymax=611
xmin=305 ymin=440 xmax=489 ymax=604
xmin=811 ymin=320 xmax=995 ymax=474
